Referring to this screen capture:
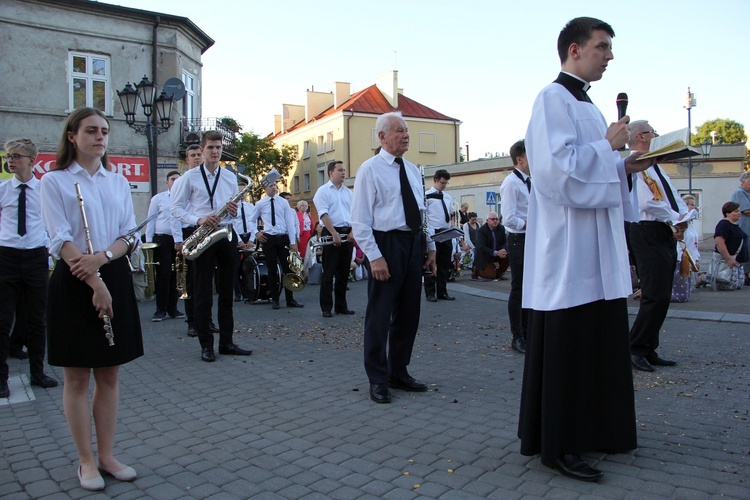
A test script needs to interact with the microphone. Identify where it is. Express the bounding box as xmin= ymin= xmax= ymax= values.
xmin=616 ymin=92 xmax=629 ymax=120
